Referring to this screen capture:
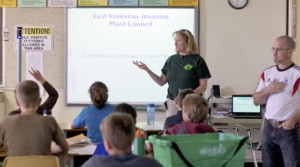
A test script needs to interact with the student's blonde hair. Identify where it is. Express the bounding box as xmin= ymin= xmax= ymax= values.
xmin=173 ymin=29 xmax=198 ymax=55
xmin=182 ymin=94 xmax=208 ymax=122
xmin=15 ymin=80 xmax=40 ymax=108
xmin=100 ymin=112 xmax=135 ymax=151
